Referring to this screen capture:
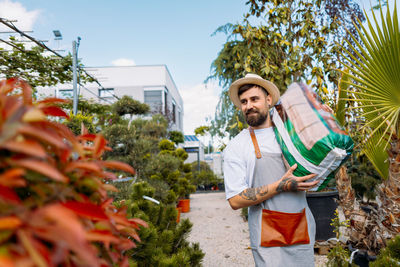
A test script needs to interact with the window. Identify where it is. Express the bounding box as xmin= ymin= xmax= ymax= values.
xmin=58 ymin=89 xmax=73 ymax=99
xmin=172 ymin=103 xmax=176 ymax=123
xmin=164 ymin=91 xmax=168 ymax=115
xmin=144 ymin=90 xmax=162 ymax=110
xmin=99 ymin=88 xmax=114 ymax=98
